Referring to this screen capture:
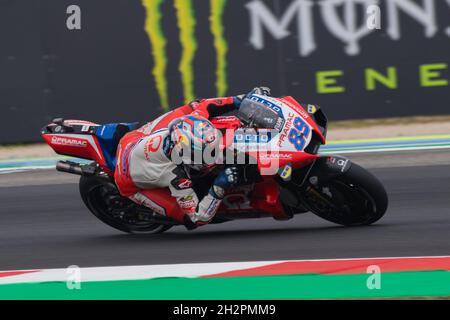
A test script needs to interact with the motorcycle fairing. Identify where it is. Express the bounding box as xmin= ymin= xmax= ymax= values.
xmin=211 ymin=176 xmax=290 ymax=220
xmin=42 ymin=120 xmax=138 ymax=173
